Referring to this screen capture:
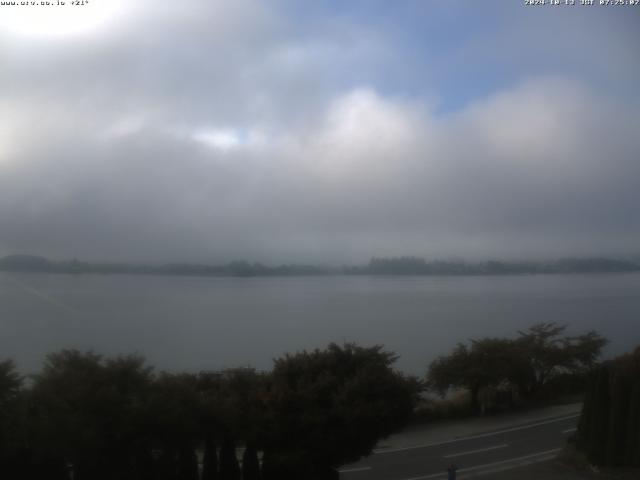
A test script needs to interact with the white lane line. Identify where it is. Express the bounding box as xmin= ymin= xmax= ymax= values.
xmin=338 ymin=466 xmax=372 ymax=473
xmin=562 ymin=427 xmax=577 ymax=434
xmin=443 ymin=443 xmax=508 ymax=458
xmin=375 ymin=414 xmax=579 ymax=454
xmin=400 ymin=448 xmax=562 ymax=480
